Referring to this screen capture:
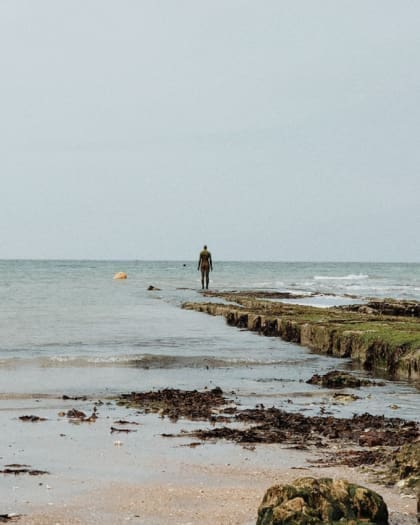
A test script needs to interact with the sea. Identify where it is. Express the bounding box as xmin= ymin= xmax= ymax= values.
xmin=0 ymin=260 xmax=419 ymax=421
